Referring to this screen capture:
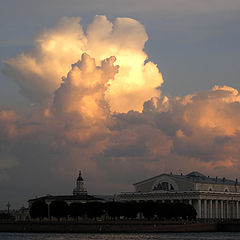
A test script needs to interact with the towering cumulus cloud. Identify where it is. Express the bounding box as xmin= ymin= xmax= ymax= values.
xmin=1 ymin=16 xmax=240 ymax=199
xmin=3 ymin=16 xmax=163 ymax=112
